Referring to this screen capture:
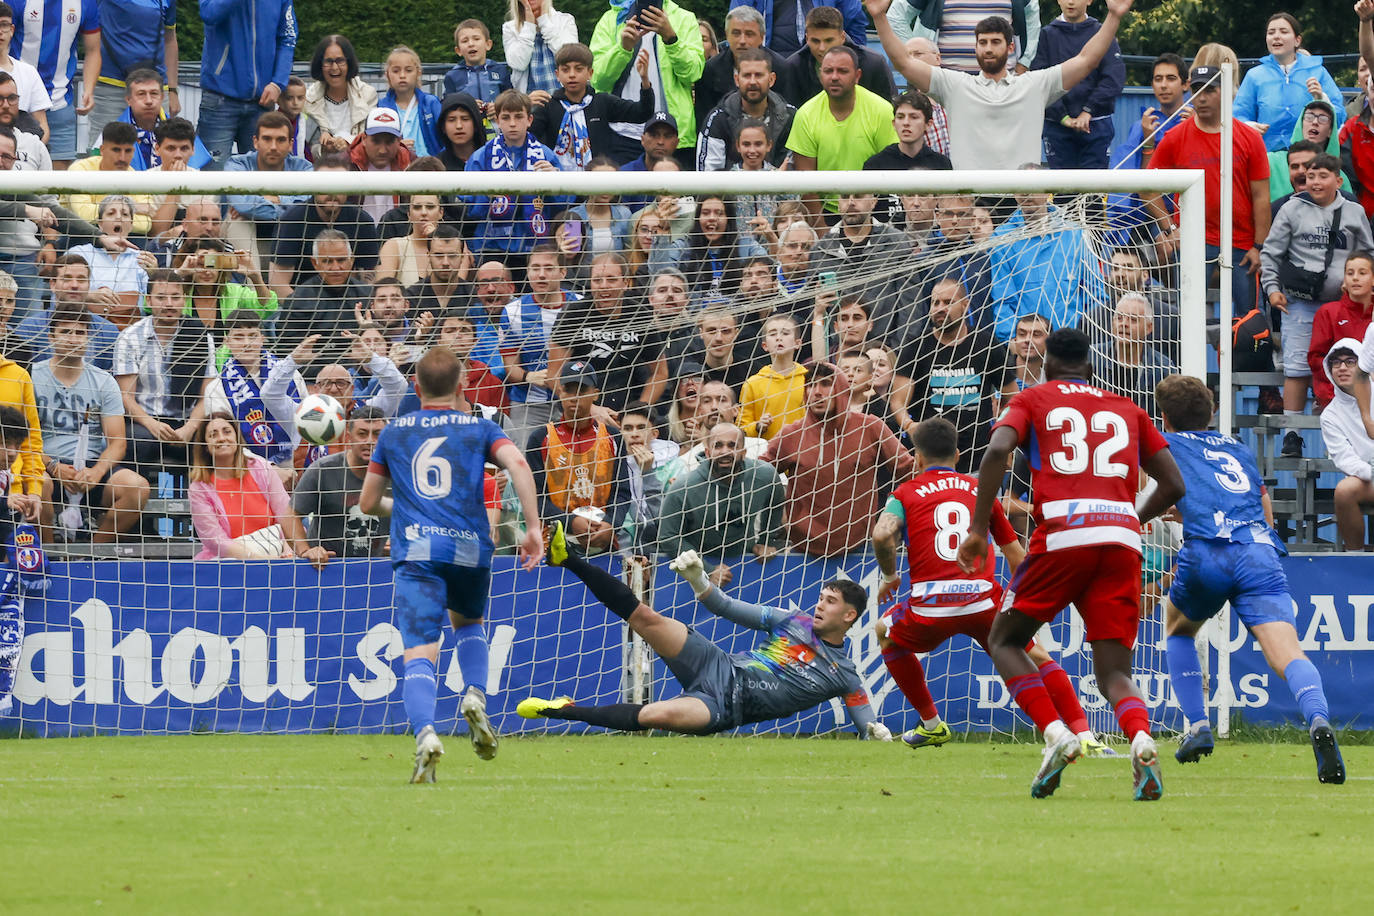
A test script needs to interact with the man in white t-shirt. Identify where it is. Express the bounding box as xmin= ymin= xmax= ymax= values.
xmin=866 ymin=0 xmax=1132 ymax=170
xmin=0 ymin=6 xmax=50 ymax=145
